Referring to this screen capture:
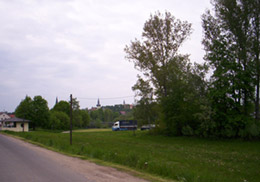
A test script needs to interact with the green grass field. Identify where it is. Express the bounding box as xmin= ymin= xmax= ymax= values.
xmin=3 ymin=129 xmax=260 ymax=182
